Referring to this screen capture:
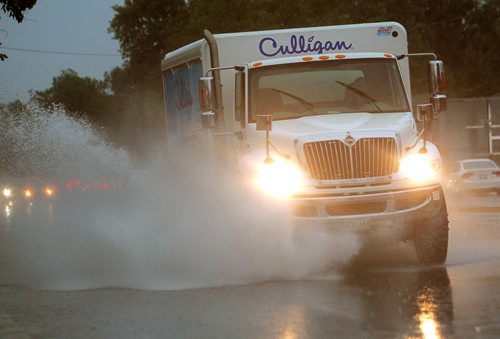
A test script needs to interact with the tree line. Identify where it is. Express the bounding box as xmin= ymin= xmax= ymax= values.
xmin=4 ymin=0 xmax=500 ymax=156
